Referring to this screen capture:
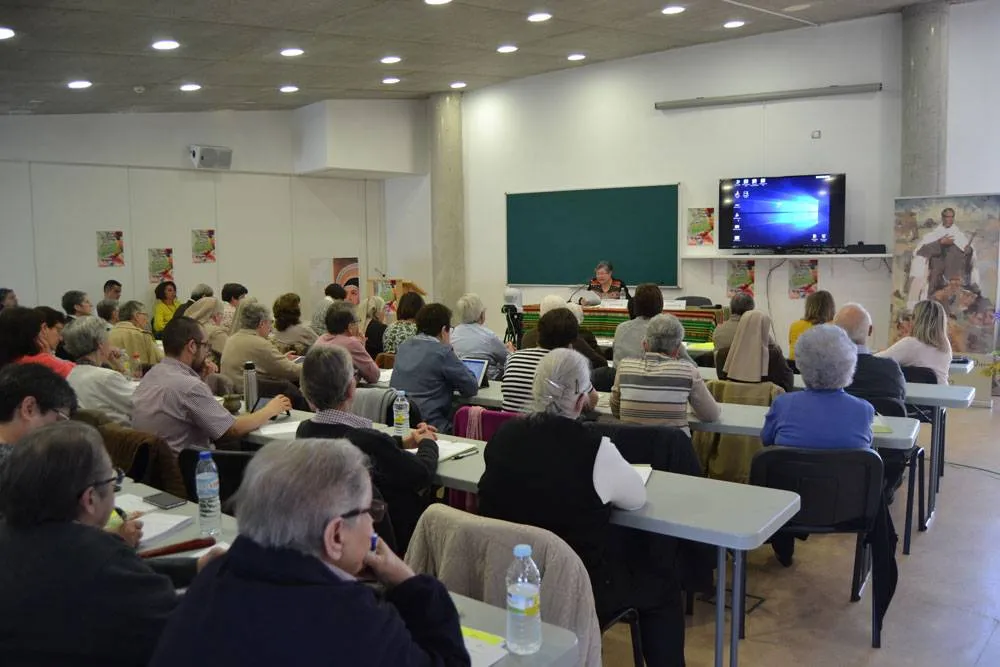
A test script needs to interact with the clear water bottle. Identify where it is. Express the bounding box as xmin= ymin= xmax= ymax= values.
xmin=392 ymin=390 xmax=410 ymax=436
xmin=243 ymin=361 xmax=258 ymax=414
xmin=195 ymin=451 xmax=222 ymax=537
xmin=506 ymin=544 xmax=542 ymax=655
